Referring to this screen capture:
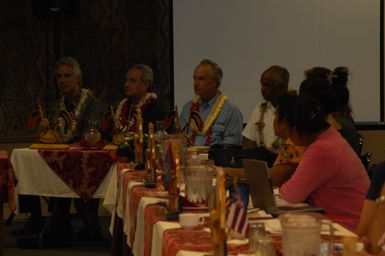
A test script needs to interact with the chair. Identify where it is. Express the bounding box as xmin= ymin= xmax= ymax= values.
xmin=357 ymin=132 xmax=364 ymax=155
xmin=357 ymin=132 xmax=372 ymax=175
xmin=361 ymin=152 xmax=372 ymax=172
